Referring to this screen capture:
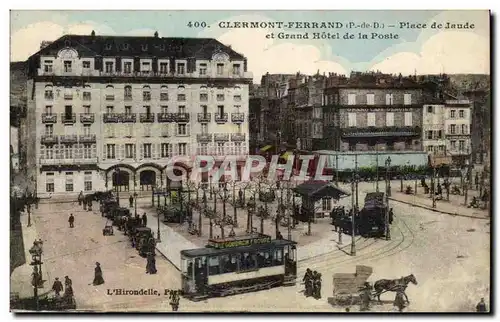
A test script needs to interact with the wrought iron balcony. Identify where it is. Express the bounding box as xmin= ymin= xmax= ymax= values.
xmin=80 ymin=113 xmax=95 ymax=123
xmin=61 ymin=113 xmax=76 ymax=124
xmin=60 ymin=135 xmax=78 ymax=143
xmin=215 ymin=113 xmax=228 ymax=123
xmin=157 ymin=113 xmax=176 ymax=123
xmin=214 ymin=133 xmax=230 ymax=142
xmin=140 ymin=113 xmax=155 ymax=123
xmin=79 ymin=134 xmax=96 ymax=143
xmin=121 ymin=113 xmax=137 ymax=123
xmin=64 ymin=94 xmax=73 ymax=100
xmin=41 ymin=113 xmax=57 ymax=124
xmin=341 ymin=126 xmax=421 ymax=138
xmin=103 ymin=113 xmax=121 ymax=123
xmin=231 ymin=133 xmax=246 ymax=141
xmin=197 ymin=113 xmax=212 ymax=123
xmin=175 ymin=113 xmax=190 ymax=123
xmin=197 ymin=133 xmax=213 ymax=142
xmin=41 ymin=135 xmax=58 ymax=144
xmin=105 ymin=94 xmax=115 ymax=101
xmin=231 ymin=113 xmax=245 ymax=123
